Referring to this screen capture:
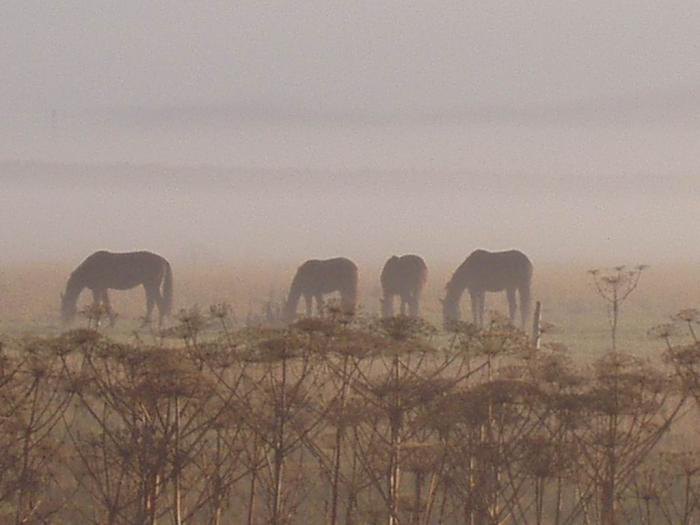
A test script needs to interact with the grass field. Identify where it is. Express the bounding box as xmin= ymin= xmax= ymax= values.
xmin=1 ymin=260 xmax=697 ymax=360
